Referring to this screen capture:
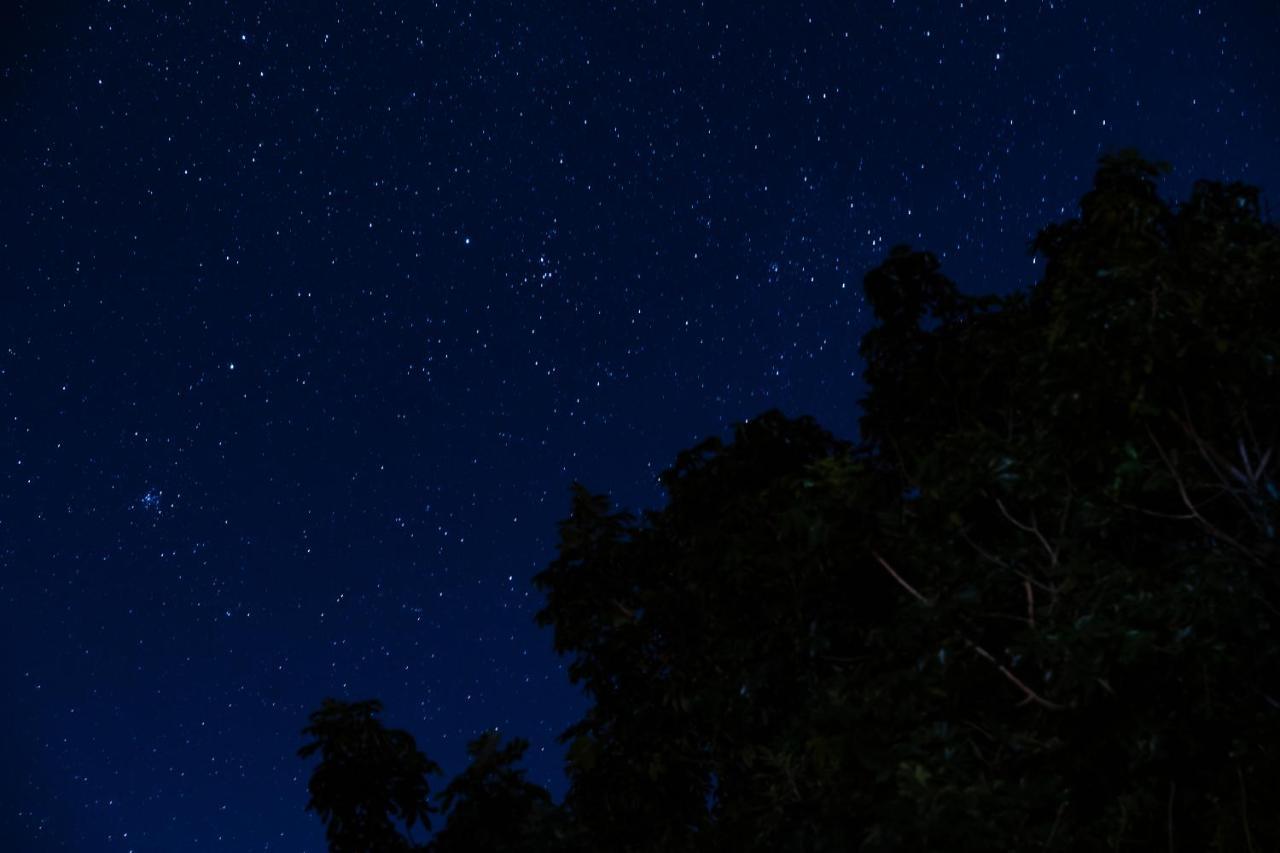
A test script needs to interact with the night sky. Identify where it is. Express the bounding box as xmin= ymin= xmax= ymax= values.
xmin=2 ymin=1 xmax=1277 ymax=850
